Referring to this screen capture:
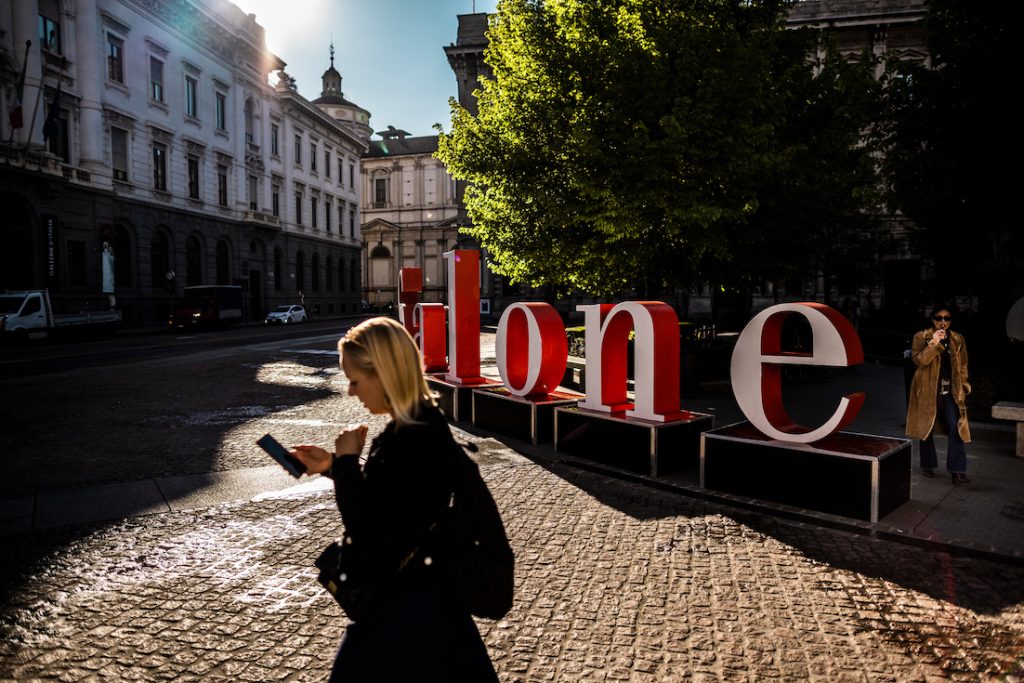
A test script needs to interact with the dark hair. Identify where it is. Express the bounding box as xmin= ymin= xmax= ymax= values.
xmin=929 ymin=303 xmax=958 ymax=320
